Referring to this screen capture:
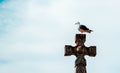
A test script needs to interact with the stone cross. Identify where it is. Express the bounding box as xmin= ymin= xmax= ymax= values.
xmin=64 ymin=34 xmax=96 ymax=73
